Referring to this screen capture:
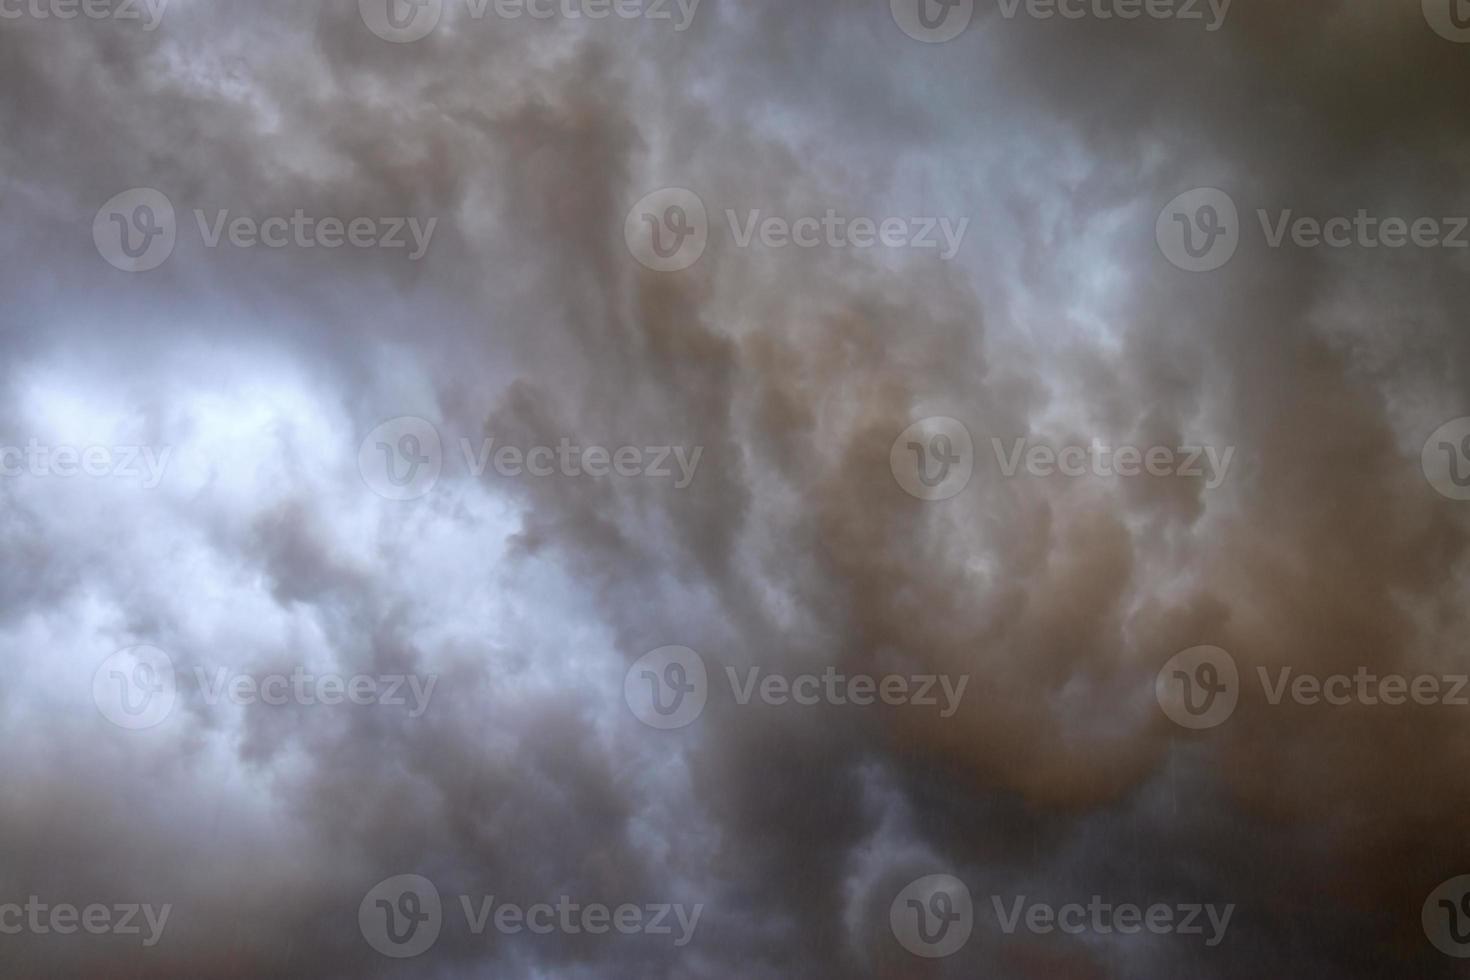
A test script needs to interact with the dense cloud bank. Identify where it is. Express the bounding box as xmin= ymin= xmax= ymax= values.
xmin=2 ymin=0 xmax=1469 ymax=976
